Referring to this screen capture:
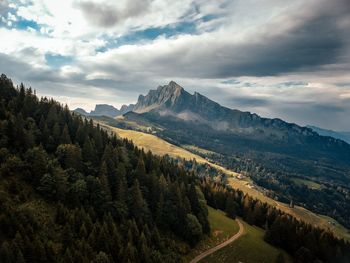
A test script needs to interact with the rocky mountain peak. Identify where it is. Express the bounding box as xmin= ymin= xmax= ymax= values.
xmin=133 ymin=81 xmax=186 ymax=113
xmin=120 ymin=104 xmax=135 ymax=115
xmin=90 ymin=104 xmax=120 ymax=116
